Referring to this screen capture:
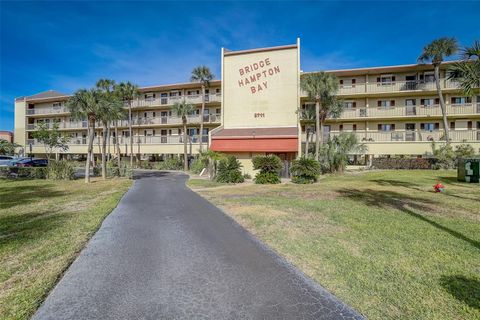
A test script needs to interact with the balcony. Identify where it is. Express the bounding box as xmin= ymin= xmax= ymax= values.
xmin=321 ymin=103 xmax=479 ymax=120
xmin=27 ymin=134 xmax=208 ymax=146
xmin=335 ymin=79 xmax=462 ymax=95
xmin=130 ymin=93 xmax=221 ymax=108
xmin=26 ymin=107 xmax=69 ymax=115
xmin=311 ymin=130 xmax=480 ymax=143
xmin=26 ymin=114 xmax=221 ymax=131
